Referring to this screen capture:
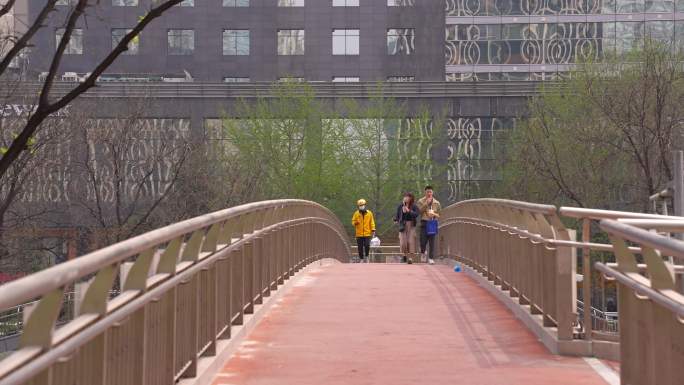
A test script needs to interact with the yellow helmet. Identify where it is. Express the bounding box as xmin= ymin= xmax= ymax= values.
xmin=357 ymin=199 xmax=367 ymax=206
